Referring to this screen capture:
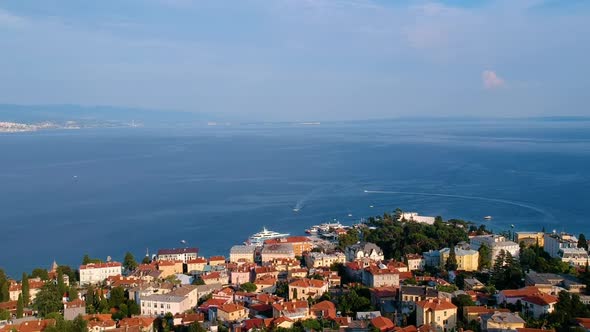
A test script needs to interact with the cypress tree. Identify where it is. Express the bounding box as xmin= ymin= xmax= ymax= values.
xmin=21 ymin=272 xmax=30 ymax=305
xmin=16 ymin=293 xmax=23 ymax=318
